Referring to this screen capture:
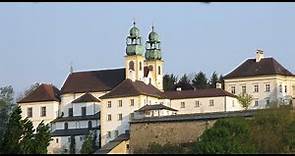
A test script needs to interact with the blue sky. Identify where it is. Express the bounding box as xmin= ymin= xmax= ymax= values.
xmin=0 ymin=2 xmax=295 ymax=96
